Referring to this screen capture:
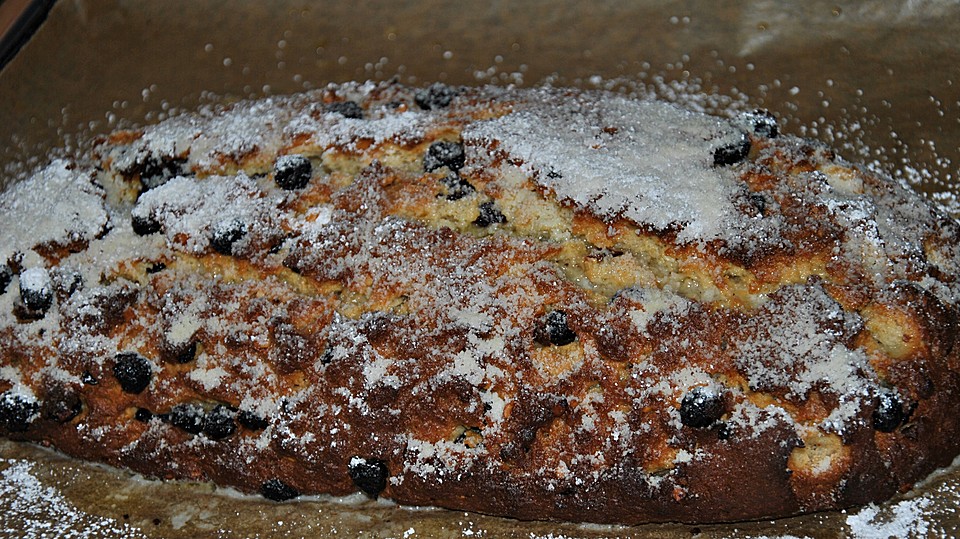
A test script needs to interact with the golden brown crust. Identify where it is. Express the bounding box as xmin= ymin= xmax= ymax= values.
xmin=1 ymin=82 xmax=959 ymax=524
